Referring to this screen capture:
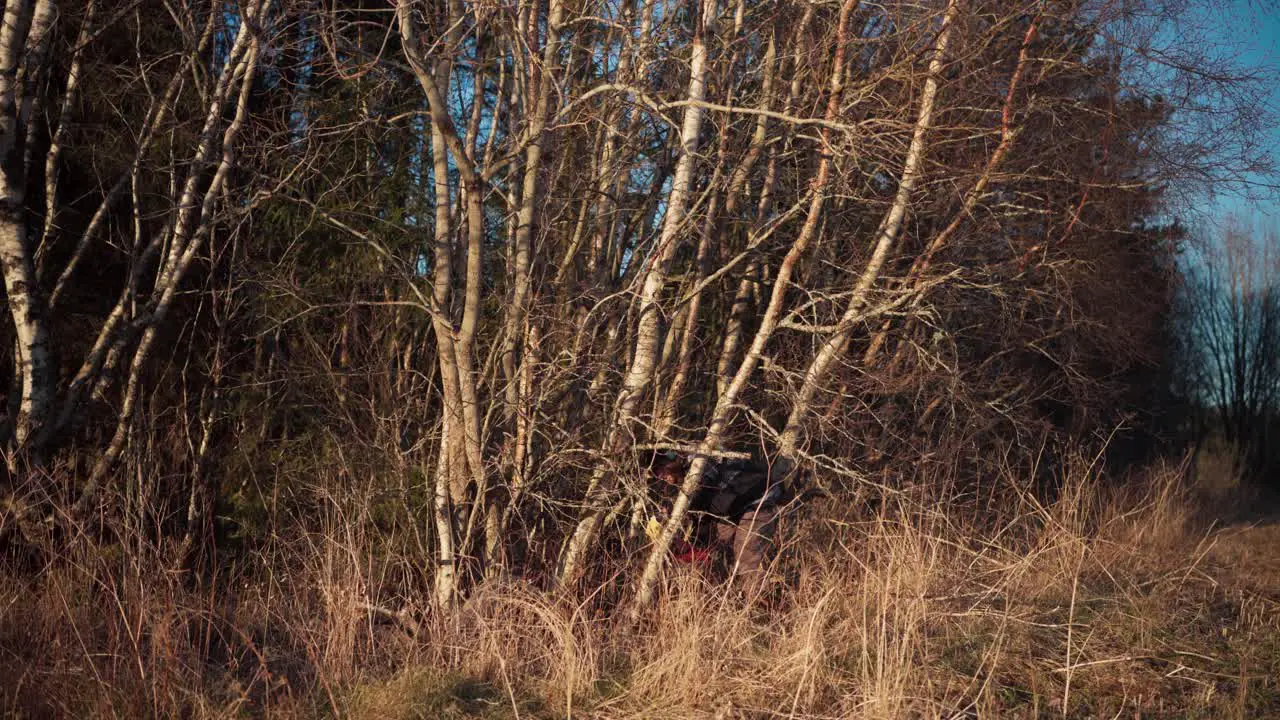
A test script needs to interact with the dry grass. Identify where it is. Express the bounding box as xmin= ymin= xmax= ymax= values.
xmin=2 ymin=456 xmax=1278 ymax=719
